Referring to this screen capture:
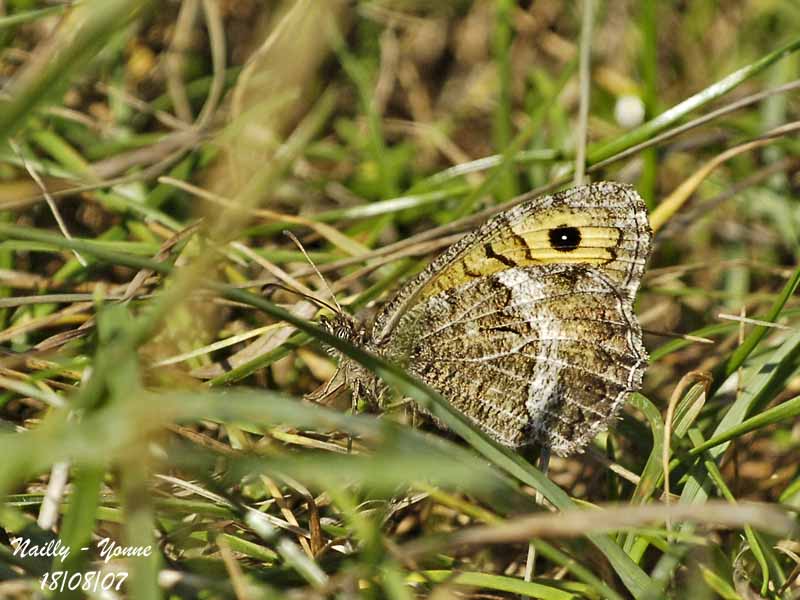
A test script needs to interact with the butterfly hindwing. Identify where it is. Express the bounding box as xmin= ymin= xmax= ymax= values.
xmin=385 ymin=264 xmax=647 ymax=455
